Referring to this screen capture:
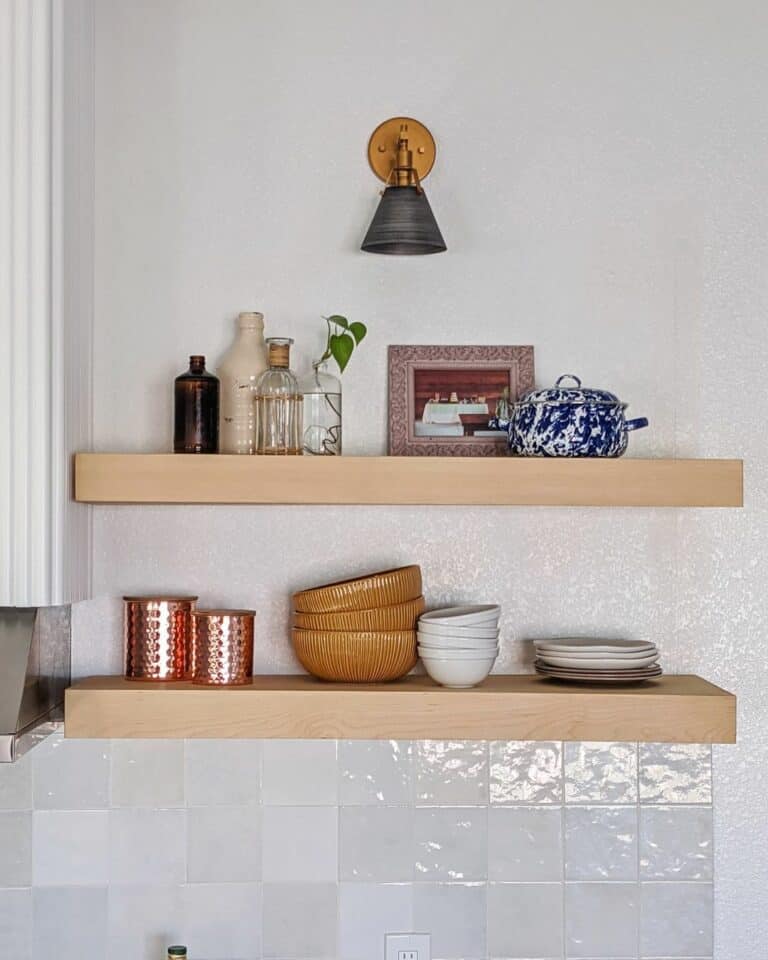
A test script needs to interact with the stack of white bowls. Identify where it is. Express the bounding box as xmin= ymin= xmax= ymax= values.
xmin=417 ymin=604 xmax=500 ymax=688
